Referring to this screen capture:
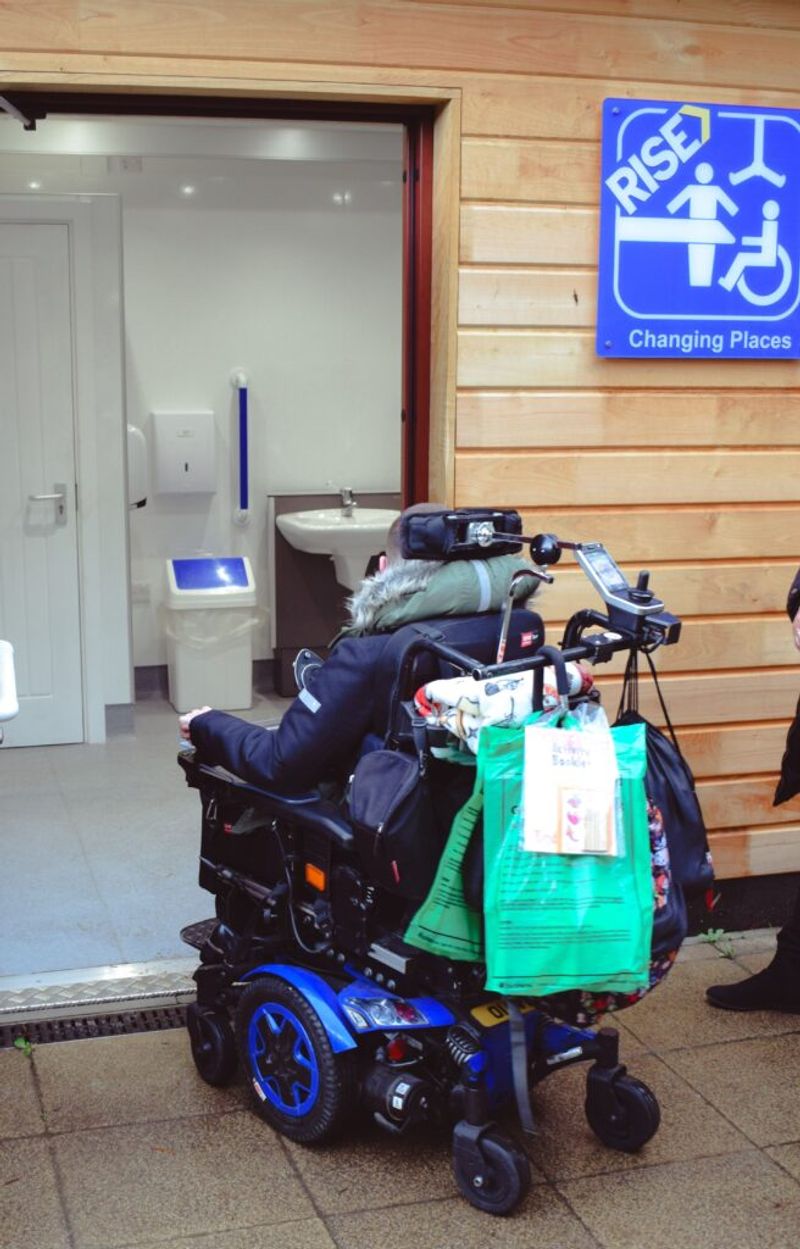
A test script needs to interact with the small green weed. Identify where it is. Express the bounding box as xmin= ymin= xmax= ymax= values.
xmin=13 ymin=1036 xmax=33 ymax=1058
